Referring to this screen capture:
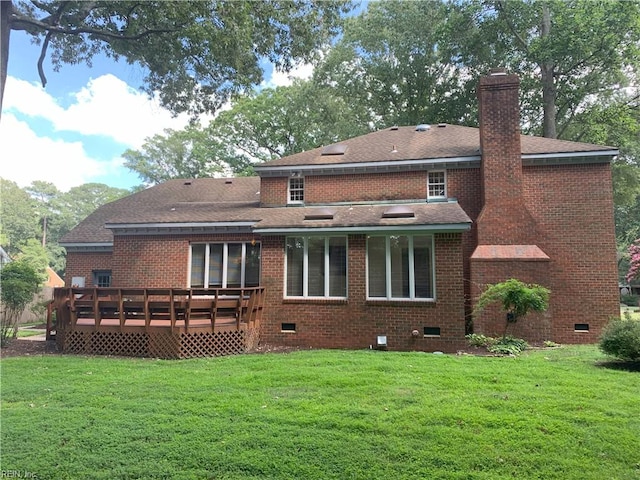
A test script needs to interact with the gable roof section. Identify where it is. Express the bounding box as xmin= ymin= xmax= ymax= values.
xmin=255 ymin=125 xmax=617 ymax=175
xmin=61 ymin=177 xmax=262 ymax=244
